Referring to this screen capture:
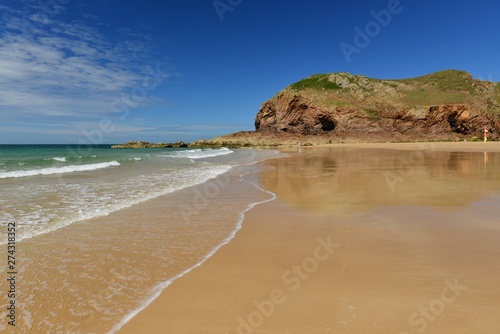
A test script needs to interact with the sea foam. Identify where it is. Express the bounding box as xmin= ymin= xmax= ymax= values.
xmin=107 ymin=168 xmax=276 ymax=334
xmin=0 ymin=164 xmax=233 ymax=245
xmin=0 ymin=161 xmax=120 ymax=179
xmin=171 ymin=147 xmax=233 ymax=159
